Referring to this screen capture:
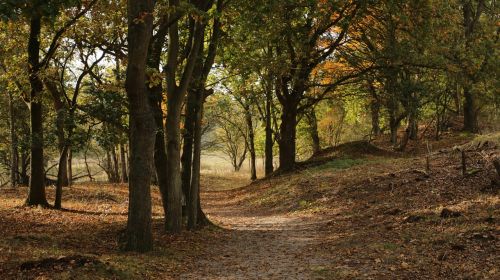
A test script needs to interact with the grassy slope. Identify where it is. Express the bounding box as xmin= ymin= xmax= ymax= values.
xmin=0 ymin=132 xmax=498 ymax=279
xmin=225 ymin=133 xmax=499 ymax=279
